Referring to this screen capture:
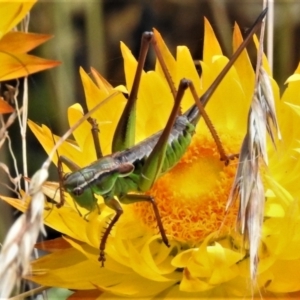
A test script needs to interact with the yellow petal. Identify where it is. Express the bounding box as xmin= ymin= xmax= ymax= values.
xmin=0 ymin=1 xmax=36 ymax=38
xmin=0 ymin=32 xmax=52 ymax=53
xmin=67 ymin=103 xmax=97 ymax=164
xmin=26 ymin=247 xmax=126 ymax=290
xmin=285 ymin=102 xmax=300 ymax=117
xmin=276 ymin=65 xmax=300 ymax=160
xmin=90 ymin=67 xmax=113 ymax=93
xmin=200 ymin=56 xmax=247 ymax=134
xmin=35 ymin=237 xmax=72 ymax=252
xmin=120 ymin=41 xmax=142 ymax=93
xmin=79 ymin=67 xmax=126 ymax=155
xmin=203 ymin=17 xmax=222 ymax=64
xmin=127 ymin=242 xmax=172 ymax=282
xmin=0 ymin=53 xmax=60 ymax=81
xmin=285 ymin=73 xmax=300 ymax=84
xmin=141 ymin=236 xmax=179 ymax=276
xmin=64 ymin=236 xmax=132 ymax=275
xmin=28 ymin=120 xmax=83 ymax=168
xmin=181 ymin=268 xmax=214 ymax=292
xmin=264 ymin=175 xmax=293 ymax=206
xmin=1 ymin=195 xmax=29 ymax=213
xmin=208 ymin=242 xmax=243 ymax=266
xmin=94 ymin=274 xmax=175 ymax=298
xmin=172 ymin=249 xmax=195 ymax=268
xmin=264 ymin=202 xmax=285 ymax=218
xmin=0 ymin=97 xmax=14 ymax=113
xmin=136 ymin=71 xmax=173 ymax=140
xmin=153 ymin=28 xmax=176 ymax=83
xmin=162 ymin=285 xmax=211 ymax=298
xmin=267 ymin=259 xmax=300 ymax=293
xmin=176 ymin=46 xmax=202 ymax=111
